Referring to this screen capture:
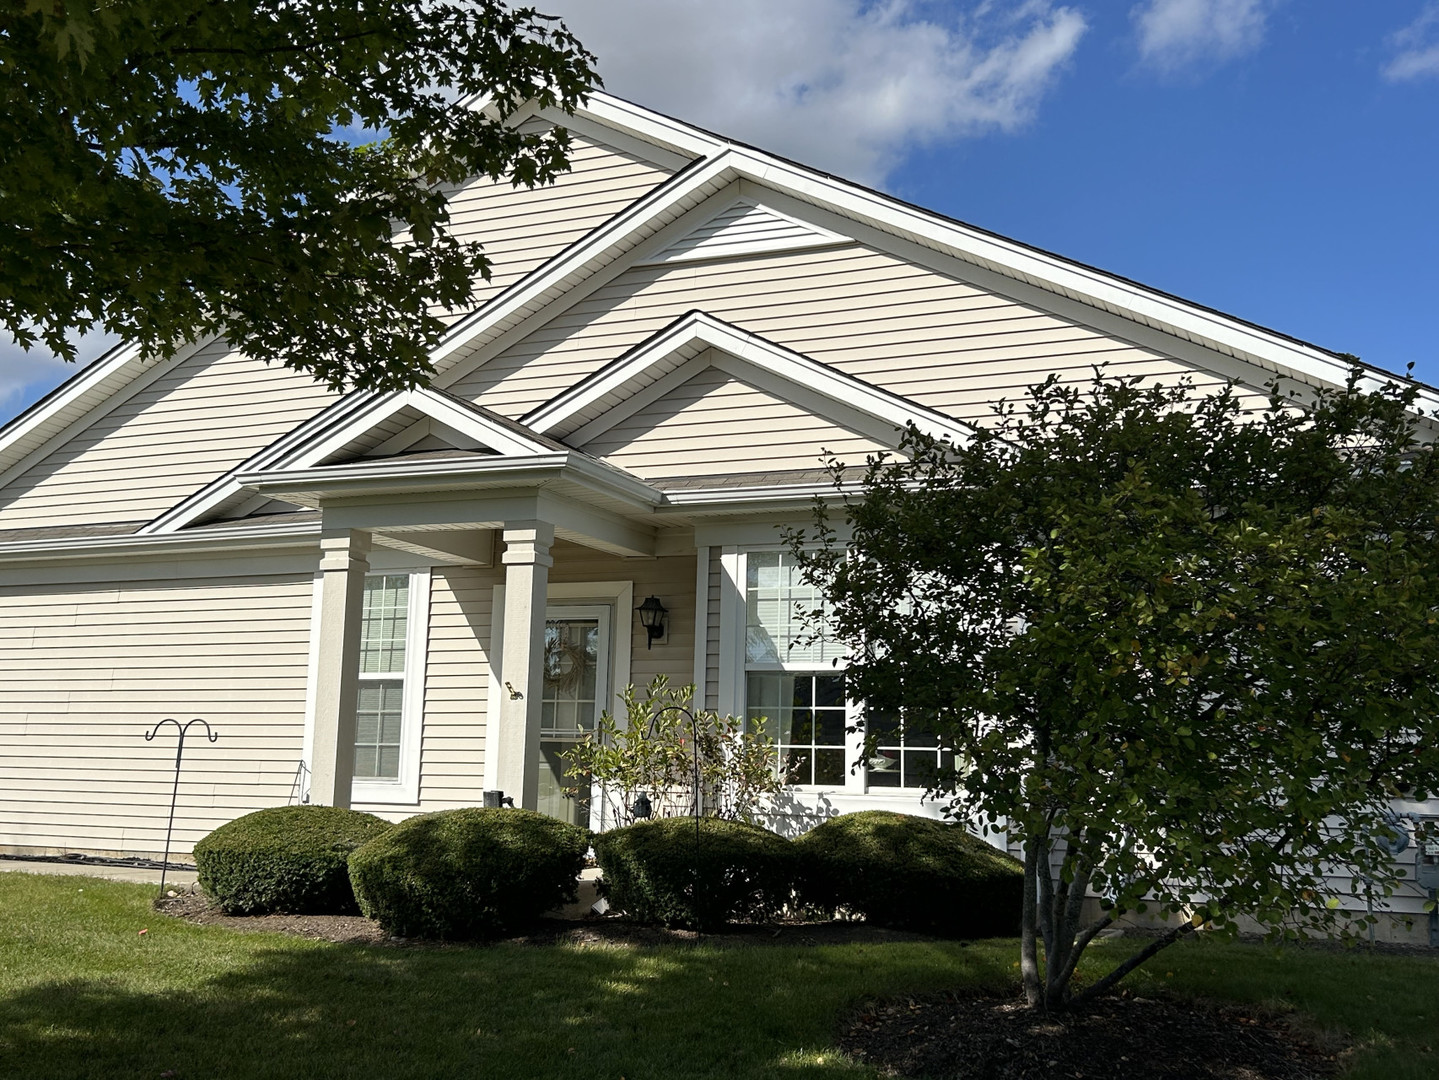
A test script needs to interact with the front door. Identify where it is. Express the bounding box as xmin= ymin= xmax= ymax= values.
xmin=536 ymin=605 xmax=610 ymax=828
